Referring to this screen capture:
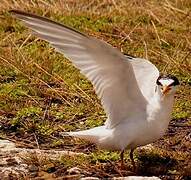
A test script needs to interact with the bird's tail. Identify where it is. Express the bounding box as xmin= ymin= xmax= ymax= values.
xmin=61 ymin=126 xmax=109 ymax=144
